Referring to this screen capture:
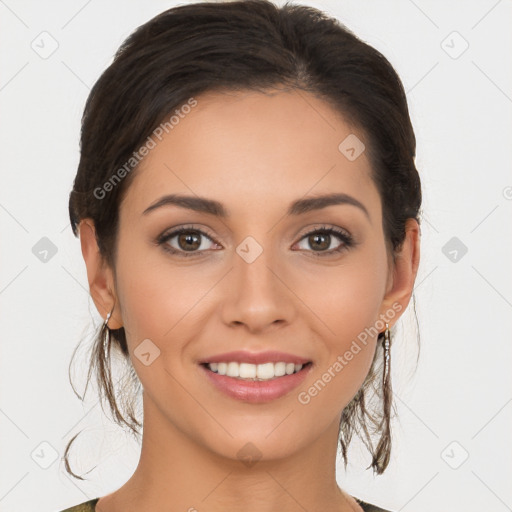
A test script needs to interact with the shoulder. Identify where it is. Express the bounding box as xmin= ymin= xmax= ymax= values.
xmin=58 ymin=496 xmax=392 ymax=512
xmin=354 ymin=496 xmax=394 ymax=512
xmin=57 ymin=498 xmax=99 ymax=512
